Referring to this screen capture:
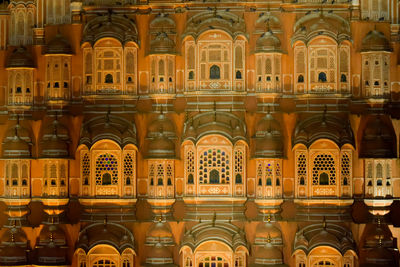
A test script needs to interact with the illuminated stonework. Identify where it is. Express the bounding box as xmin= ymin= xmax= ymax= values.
xmin=0 ymin=1 xmax=398 ymax=267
